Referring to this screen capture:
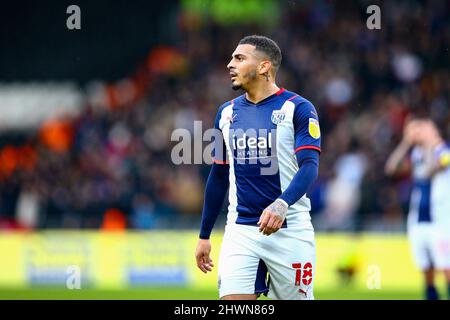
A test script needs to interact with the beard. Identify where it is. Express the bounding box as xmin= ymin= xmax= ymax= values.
xmin=230 ymin=69 xmax=257 ymax=91
xmin=231 ymin=83 xmax=242 ymax=91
